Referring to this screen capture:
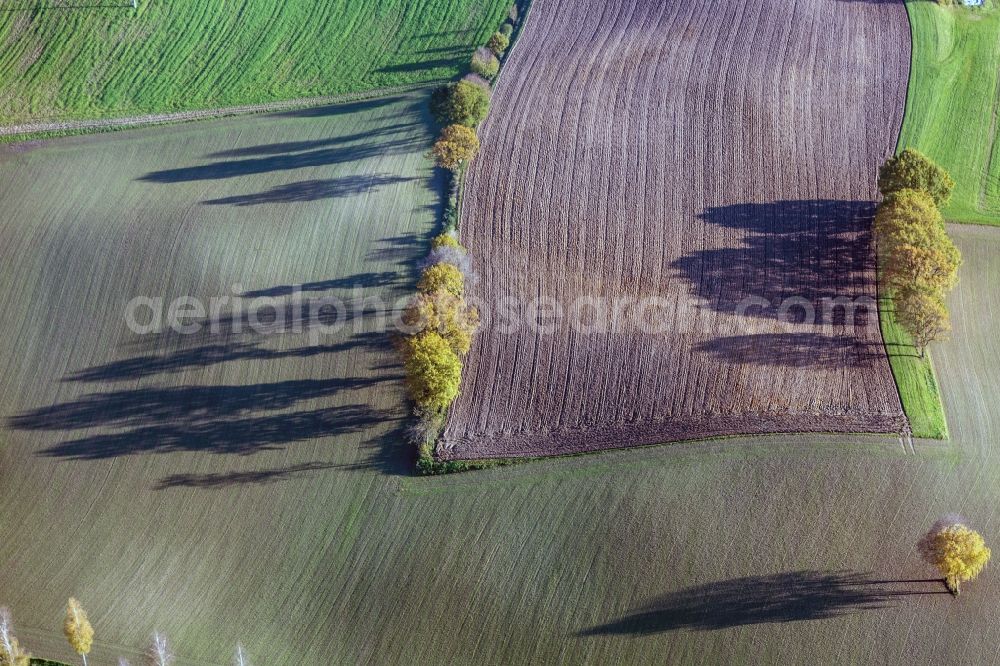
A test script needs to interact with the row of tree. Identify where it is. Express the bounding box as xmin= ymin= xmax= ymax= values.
xmin=402 ymin=7 xmax=520 ymax=469
xmin=429 ymin=11 xmax=515 ymax=170
xmin=400 ymin=233 xmax=480 ymax=464
xmin=0 ymin=600 xmax=250 ymax=666
xmin=875 ymin=148 xmax=961 ymax=357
